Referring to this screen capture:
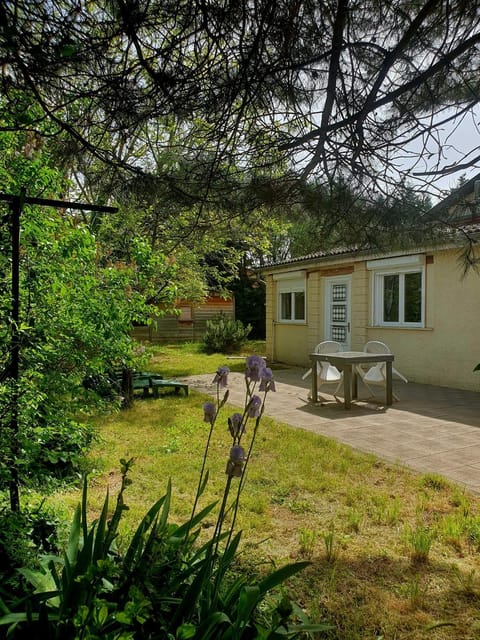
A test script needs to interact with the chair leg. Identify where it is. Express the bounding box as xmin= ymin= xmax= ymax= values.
xmin=363 ymin=382 xmax=376 ymax=398
xmin=393 ymin=367 xmax=408 ymax=383
xmin=333 ymin=378 xmax=344 ymax=401
xmin=360 ymin=382 xmax=399 ymax=402
xmin=354 ymin=366 xmax=375 ymax=398
xmin=333 ymin=378 xmax=343 ymax=394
